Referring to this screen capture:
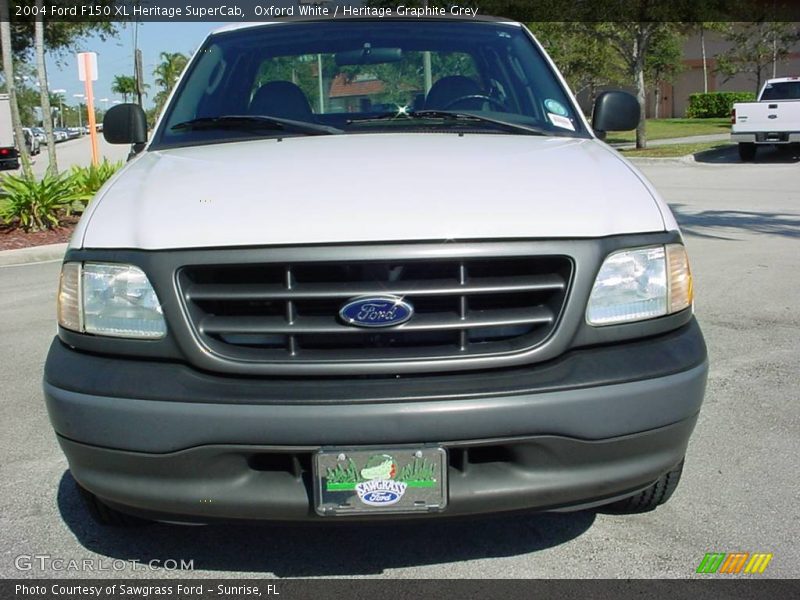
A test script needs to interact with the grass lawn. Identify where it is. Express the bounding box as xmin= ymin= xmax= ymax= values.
xmin=606 ymin=118 xmax=730 ymax=144
xmin=619 ymin=141 xmax=734 ymax=158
